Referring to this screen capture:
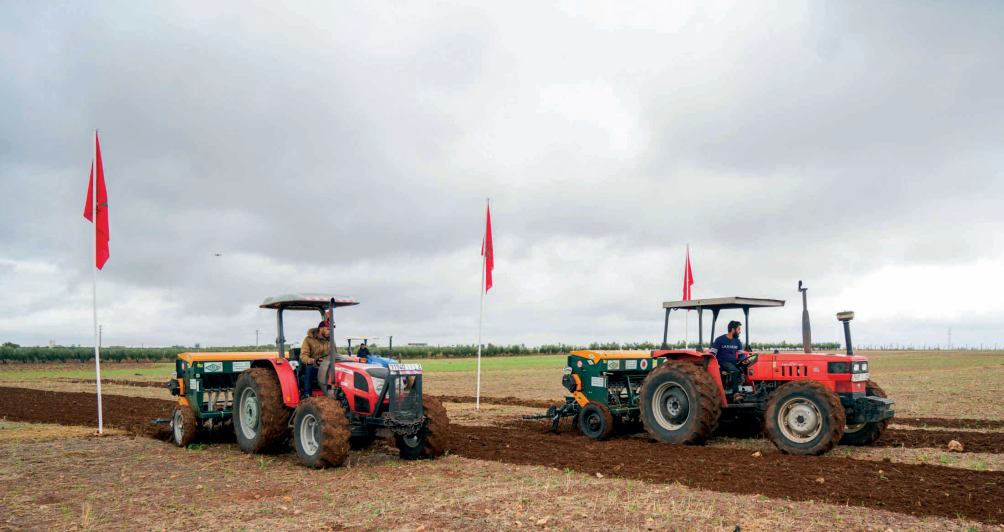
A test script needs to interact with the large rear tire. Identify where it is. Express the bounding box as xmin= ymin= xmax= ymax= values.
xmin=578 ymin=402 xmax=615 ymax=440
xmin=172 ymin=405 xmax=198 ymax=447
xmin=293 ymin=397 xmax=351 ymax=468
xmin=396 ymin=396 xmax=450 ymax=460
xmin=639 ymin=360 xmax=721 ymax=445
xmin=765 ymin=380 xmax=845 ymax=455
xmin=840 ymin=380 xmax=890 ymax=446
xmin=232 ymin=368 xmax=292 ymax=454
